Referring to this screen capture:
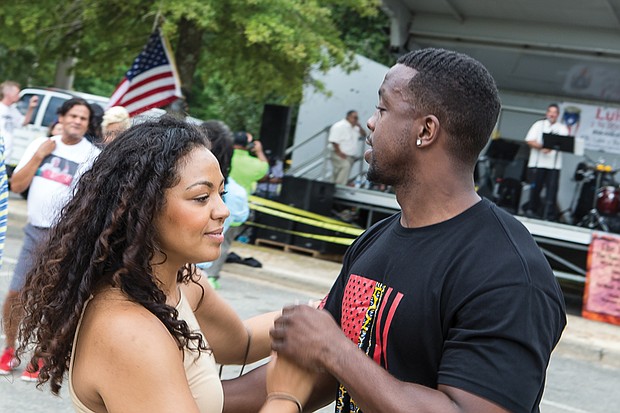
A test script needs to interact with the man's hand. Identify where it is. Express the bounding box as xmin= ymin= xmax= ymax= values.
xmin=28 ymin=95 xmax=39 ymax=109
xmin=270 ymin=305 xmax=345 ymax=371
xmin=35 ymin=139 xmax=56 ymax=159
